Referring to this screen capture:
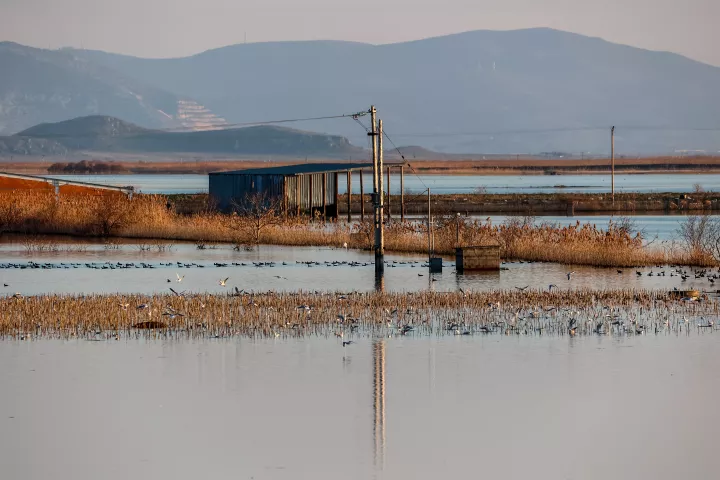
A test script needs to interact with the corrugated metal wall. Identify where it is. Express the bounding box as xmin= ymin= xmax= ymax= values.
xmin=210 ymin=172 xmax=337 ymax=214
